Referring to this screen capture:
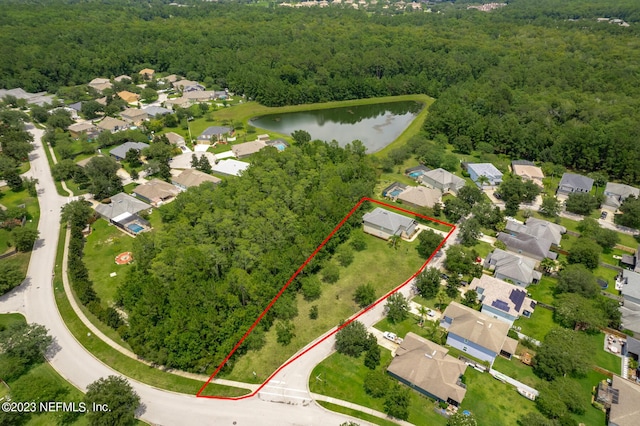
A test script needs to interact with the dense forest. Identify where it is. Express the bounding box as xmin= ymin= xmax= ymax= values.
xmin=116 ymin=141 xmax=376 ymax=371
xmin=3 ymin=0 xmax=640 ymax=182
